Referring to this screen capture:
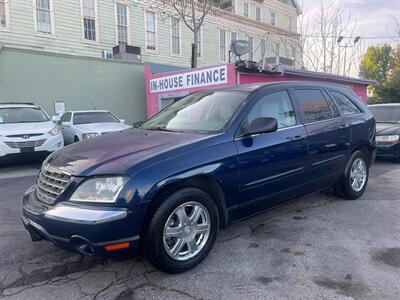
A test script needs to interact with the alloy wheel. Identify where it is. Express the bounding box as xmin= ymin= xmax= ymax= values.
xmin=350 ymin=158 xmax=367 ymax=192
xmin=163 ymin=201 xmax=211 ymax=261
